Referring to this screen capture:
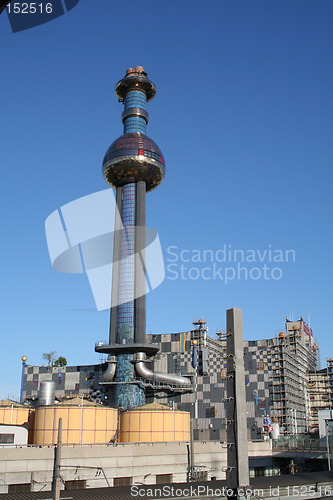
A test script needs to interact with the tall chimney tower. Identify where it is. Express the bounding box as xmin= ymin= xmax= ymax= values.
xmin=95 ymin=67 xmax=165 ymax=409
